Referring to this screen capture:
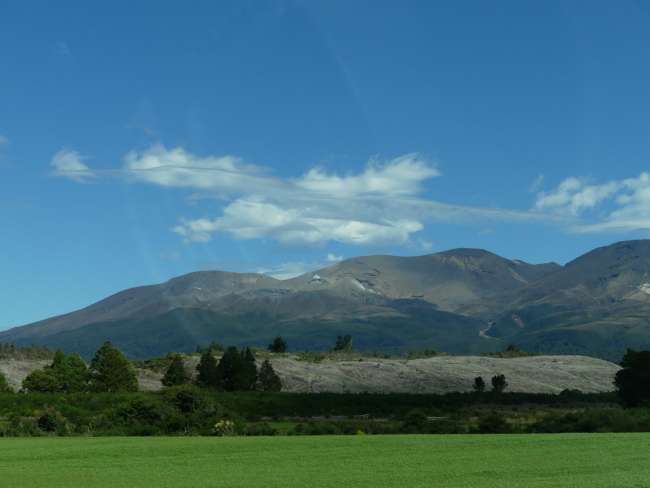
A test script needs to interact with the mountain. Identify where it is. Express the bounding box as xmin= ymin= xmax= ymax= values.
xmin=0 ymin=248 xmax=558 ymax=358
xmin=283 ymin=249 xmax=561 ymax=316
xmin=490 ymin=240 xmax=650 ymax=359
xmin=4 ymin=240 xmax=650 ymax=360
